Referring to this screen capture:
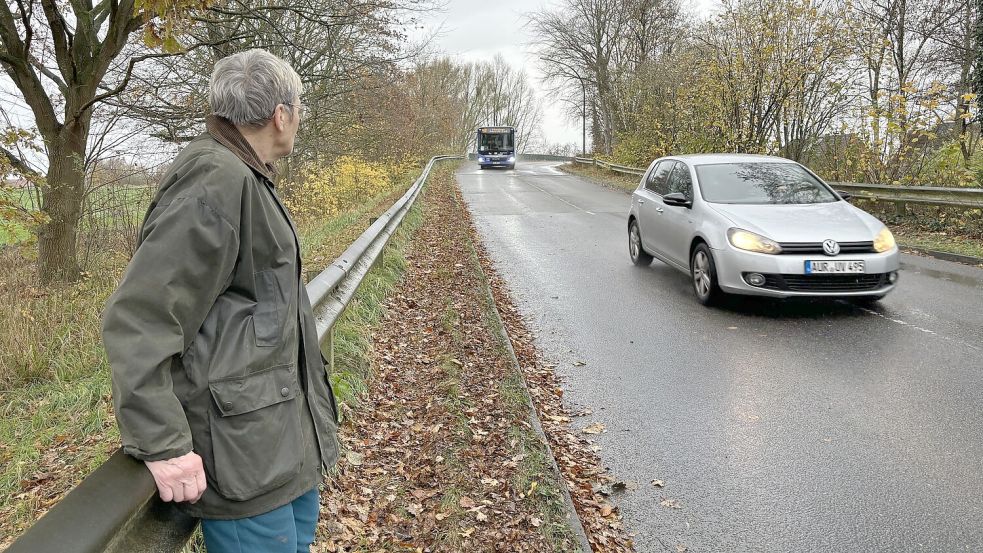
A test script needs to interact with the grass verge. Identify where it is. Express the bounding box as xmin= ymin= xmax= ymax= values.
xmin=318 ymin=163 xmax=582 ymax=552
xmin=559 ymin=162 xmax=638 ymax=192
xmin=456 ymin=180 xmax=582 ymax=550
xmin=896 ymin=231 xmax=983 ymax=261
xmin=327 ymin=199 xmax=423 ymax=410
